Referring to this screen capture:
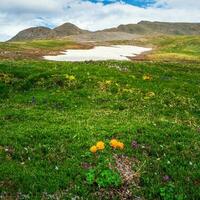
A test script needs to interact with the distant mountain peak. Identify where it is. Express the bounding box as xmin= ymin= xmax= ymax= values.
xmin=9 ymin=22 xmax=90 ymax=41
xmin=138 ymin=20 xmax=150 ymax=24
xmin=10 ymin=26 xmax=56 ymax=41
xmin=113 ymin=21 xmax=200 ymax=35
xmin=9 ymin=21 xmax=200 ymax=41
xmin=53 ymin=22 xmax=89 ymax=37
